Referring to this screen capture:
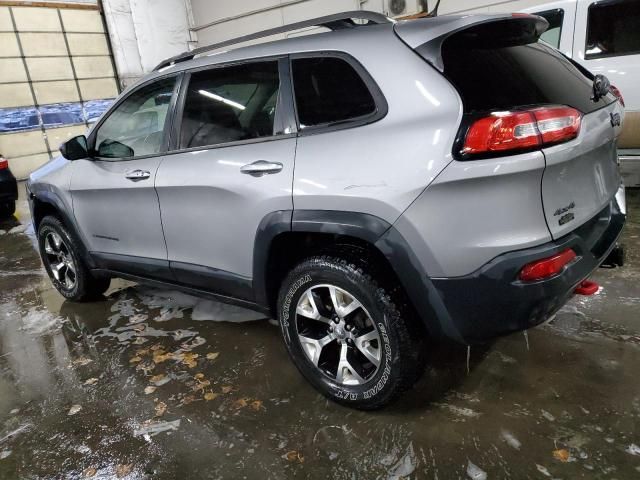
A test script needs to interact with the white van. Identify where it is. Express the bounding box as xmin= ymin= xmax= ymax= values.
xmin=521 ymin=0 xmax=640 ymax=186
